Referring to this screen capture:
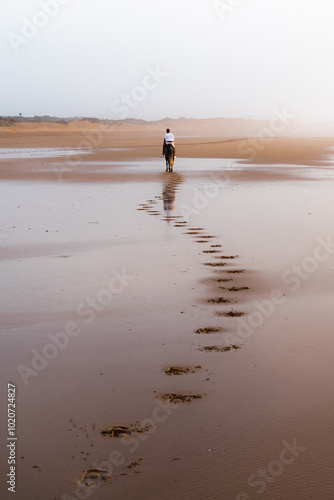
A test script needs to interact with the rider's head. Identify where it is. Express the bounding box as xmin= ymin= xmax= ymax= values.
xmin=166 ymin=128 xmax=170 ymax=133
